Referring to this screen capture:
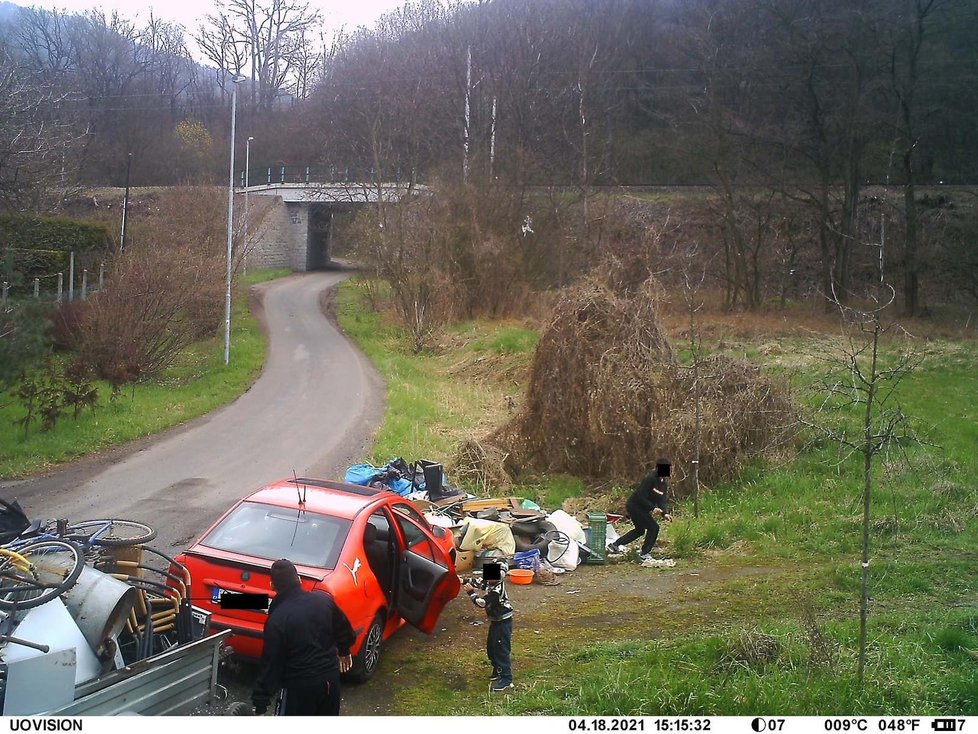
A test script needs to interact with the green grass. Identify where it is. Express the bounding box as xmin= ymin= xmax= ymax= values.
xmin=336 ymin=278 xmax=978 ymax=715
xmin=8 ymin=274 xmax=974 ymax=714
xmin=334 ymin=281 xmax=518 ymax=466
xmin=0 ymin=269 xmax=286 ymax=478
xmin=463 ymin=325 xmax=539 ymax=355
